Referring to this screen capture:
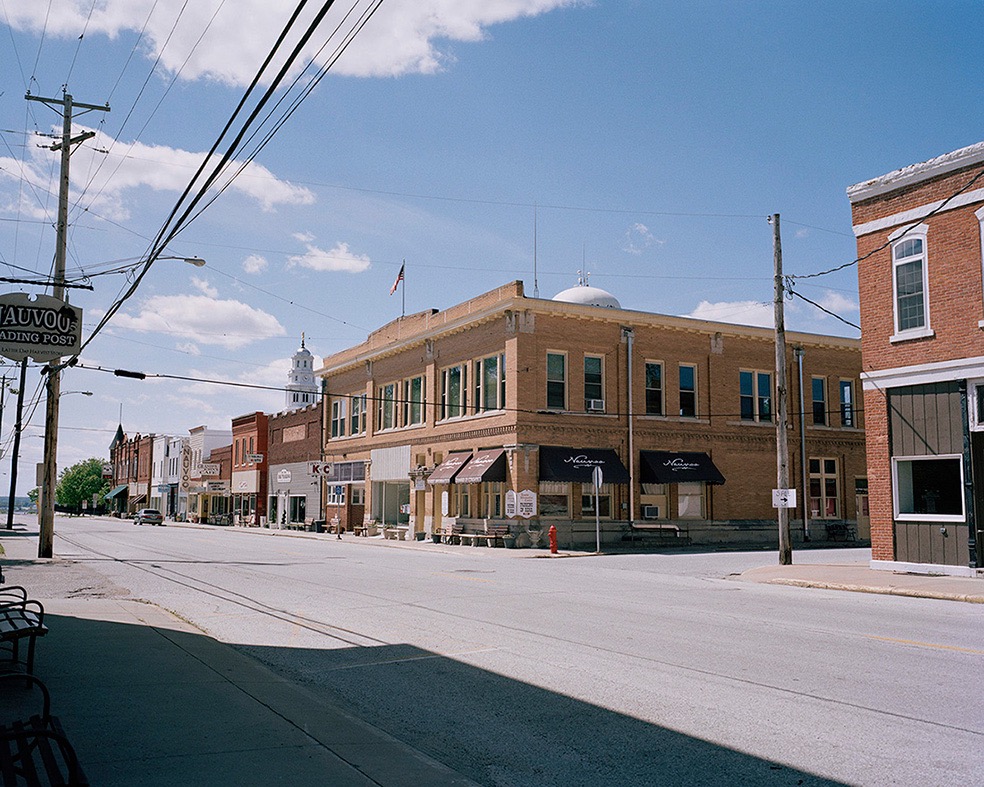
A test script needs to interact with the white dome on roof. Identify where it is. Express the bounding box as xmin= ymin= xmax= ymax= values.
xmin=552 ymin=284 xmax=621 ymax=309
